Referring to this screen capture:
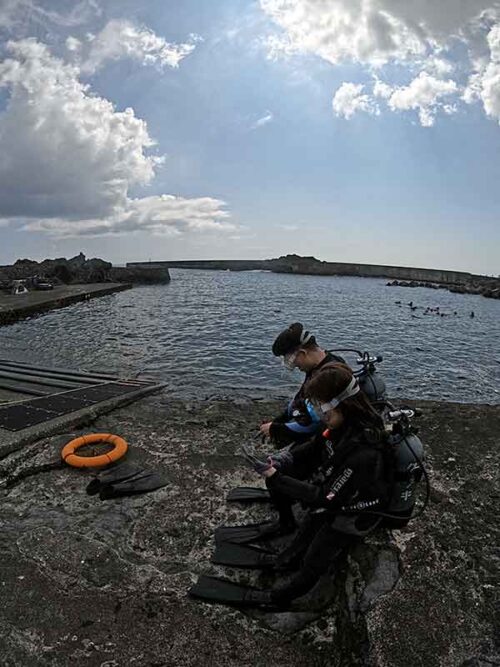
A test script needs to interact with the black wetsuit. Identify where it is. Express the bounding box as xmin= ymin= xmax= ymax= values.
xmin=266 ymin=426 xmax=389 ymax=604
xmin=269 ymin=351 xmax=345 ymax=446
